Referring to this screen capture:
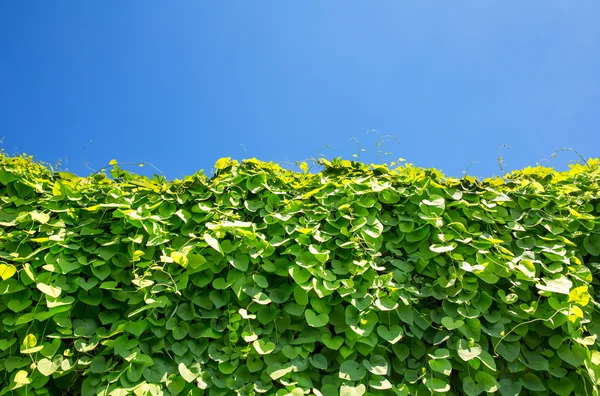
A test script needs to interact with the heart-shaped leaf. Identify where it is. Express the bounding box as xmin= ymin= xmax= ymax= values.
xmin=363 ymin=355 xmax=388 ymax=375
xmin=339 ymin=345 xmax=354 ymax=359
xmin=267 ymin=362 xmax=294 ymax=380
xmin=548 ymin=377 xmax=575 ymax=396
xmin=99 ymin=311 xmax=119 ymax=325
xmin=377 ymin=325 xmax=404 ymax=344
xmin=425 ymin=377 xmax=450 ymax=393
xmin=305 ymin=309 xmax=329 ymax=327
xmin=309 ymin=354 xmax=328 ymax=370
xmin=339 ymin=360 xmax=366 ymax=381
xmin=475 ymin=371 xmax=499 ymax=392
xmin=322 ymin=333 xmax=344 ymax=350
xmin=441 ymin=316 xmax=464 ymax=330
xmin=519 ymin=373 xmax=545 ymax=392
xmin=37 ymin=357 xmax=61 ymax=376
xmin=499 ymin=379 xmax=522 ymax=396
xmin=0 ymin=264 xmax=17 ymax=280
xmin=7 ymin=298 xmax=32 ymax=313
xmin=282 ymin=345 xmax=301 ymax=359
xmin=253 ymin=339 xmax=275 ymax=355
xmin=125 ymin=320 xmax=148 ymax=338
xmin=429 ymin=358 xmax=452 ymax=376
